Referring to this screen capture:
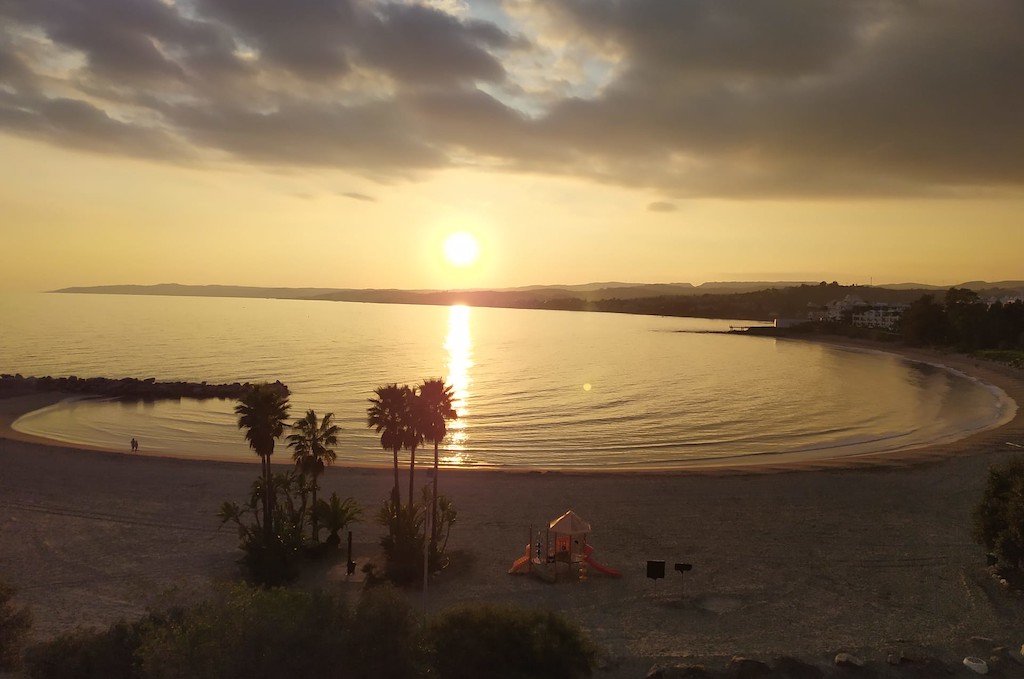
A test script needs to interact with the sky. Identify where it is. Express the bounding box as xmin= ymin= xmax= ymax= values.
xmin=1 ymin=0 xmax=1022 ymax=292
